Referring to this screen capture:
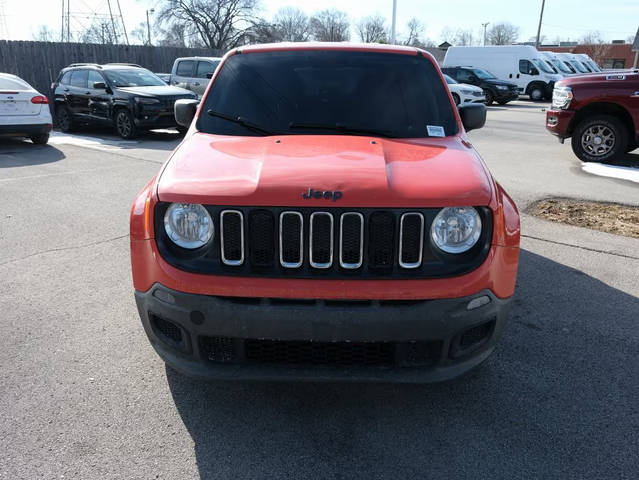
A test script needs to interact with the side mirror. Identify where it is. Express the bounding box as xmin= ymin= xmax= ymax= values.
xmin=93 ymin=82 xmax=106 ymax=90
xmin=206 ymin=72 xmax=213 ymax=79
xmin=459 ymin=103 xmax=486 ymax=132
xmin=174 ymin=99 xmax=199 ymax=127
